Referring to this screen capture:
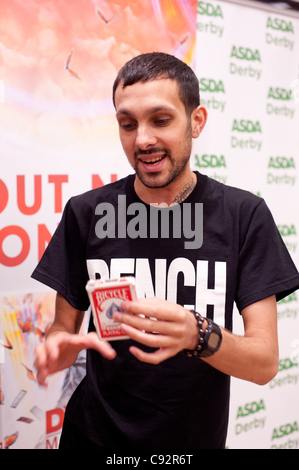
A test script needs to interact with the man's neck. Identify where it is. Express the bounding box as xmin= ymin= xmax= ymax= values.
xmin=172 ymin=177 xmax=197 ymax=204
xmin=134 ymin=171 xmax=197 ymax=206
